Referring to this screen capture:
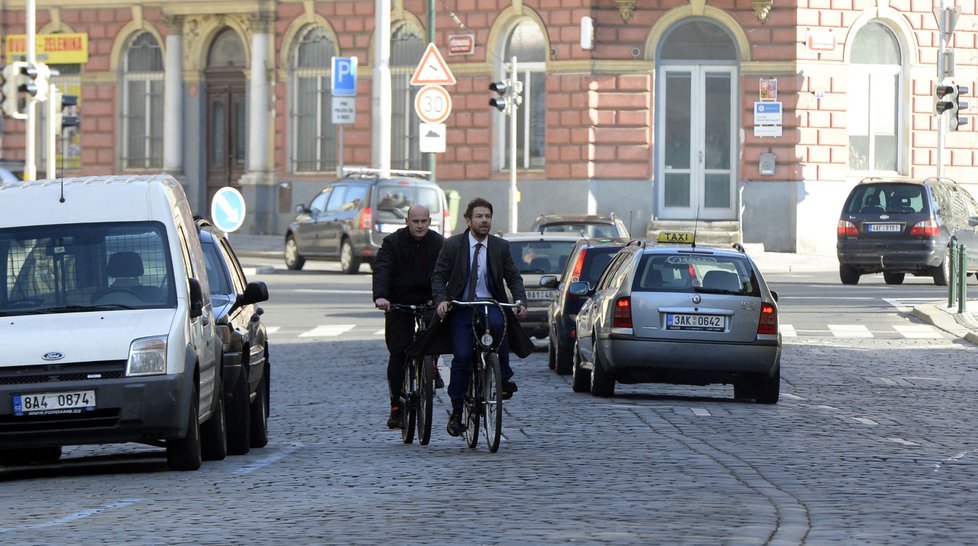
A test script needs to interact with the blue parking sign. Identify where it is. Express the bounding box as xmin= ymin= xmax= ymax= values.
xmin=332 ymin=57 xmax=358 ymax=97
